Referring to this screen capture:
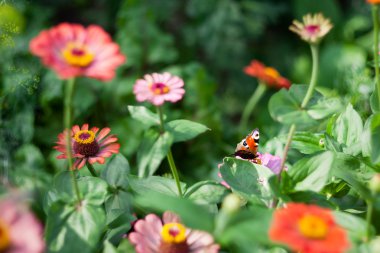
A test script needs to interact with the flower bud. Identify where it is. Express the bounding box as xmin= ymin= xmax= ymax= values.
xmin=221 ymin=193 xmax=242 ymax=214
xmin=369 ymin=174 xmax=380 ymax=193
